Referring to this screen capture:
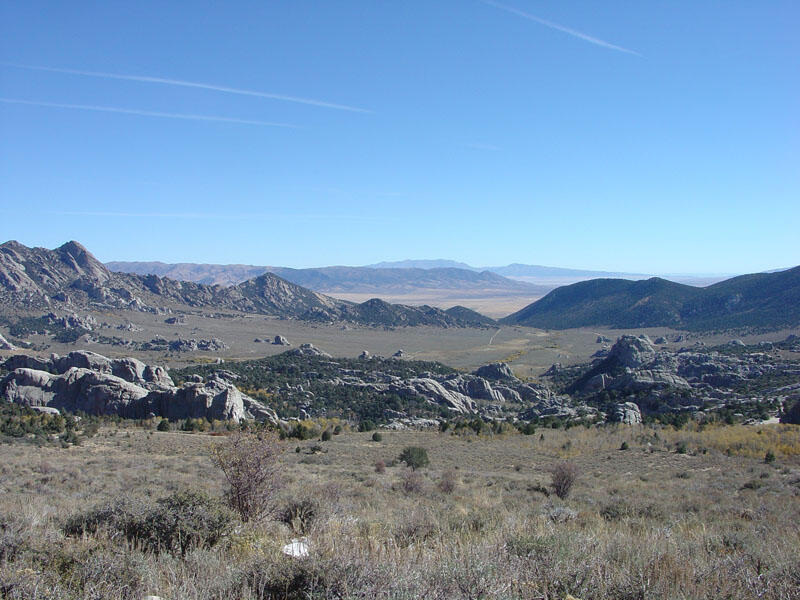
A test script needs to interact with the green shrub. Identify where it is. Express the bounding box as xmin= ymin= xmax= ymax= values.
xmin=63 ymin=491 xmax=233 ymax=556
xmin=358 ymin=420 xmax=376 ymax=432
xmin=371 ymin=432 xmax=382 ymax=442
xmin=620 ymin=441 xmax=629 ymax=450
xmin=321 ymin=429 xmax=332 ymax=441
xmin=398 ymin=446 xmax=429 ymax=470
xmin=144 ymin=490 xmax=233 ymax=555
xmin=157 ymin=418 xmax=170 ymax=432
xmin=676 ymin=441 xmax=688 ymax=454
xmin=764 ymin=449 xmax=776 ymax=463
